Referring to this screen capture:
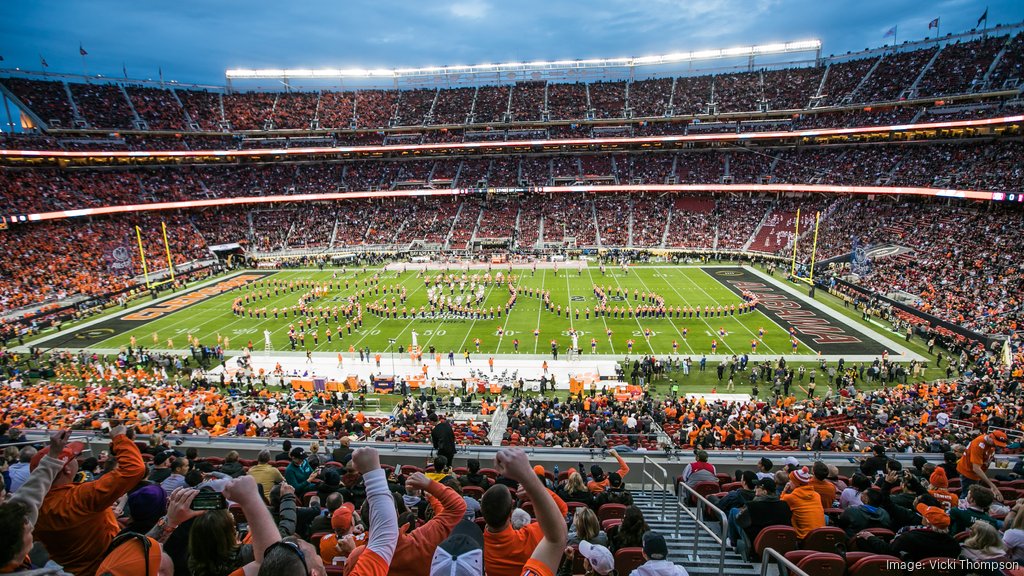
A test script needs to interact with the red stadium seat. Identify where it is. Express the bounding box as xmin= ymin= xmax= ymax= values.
xmin=801 ymin=526 xmax=846 ymax=553
xmin=613 ymin=547 xmax=645 ymax=576
xmin=597 ymin=503 xmax=627 ymax=522
xmin=848 ymin=555 xmax=903 ymax=576
xmin=754 ymin=525 xmax=799 ymax=560
xmin=795 ymin=552 xmax=846 ymax=576
xmin=601 ymin=518 xmax=622 ymax=531
xmin=688 ymin=481 xmax=722 ymax=506
xmin=462 ymin=485 xmax=485 ymax=500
